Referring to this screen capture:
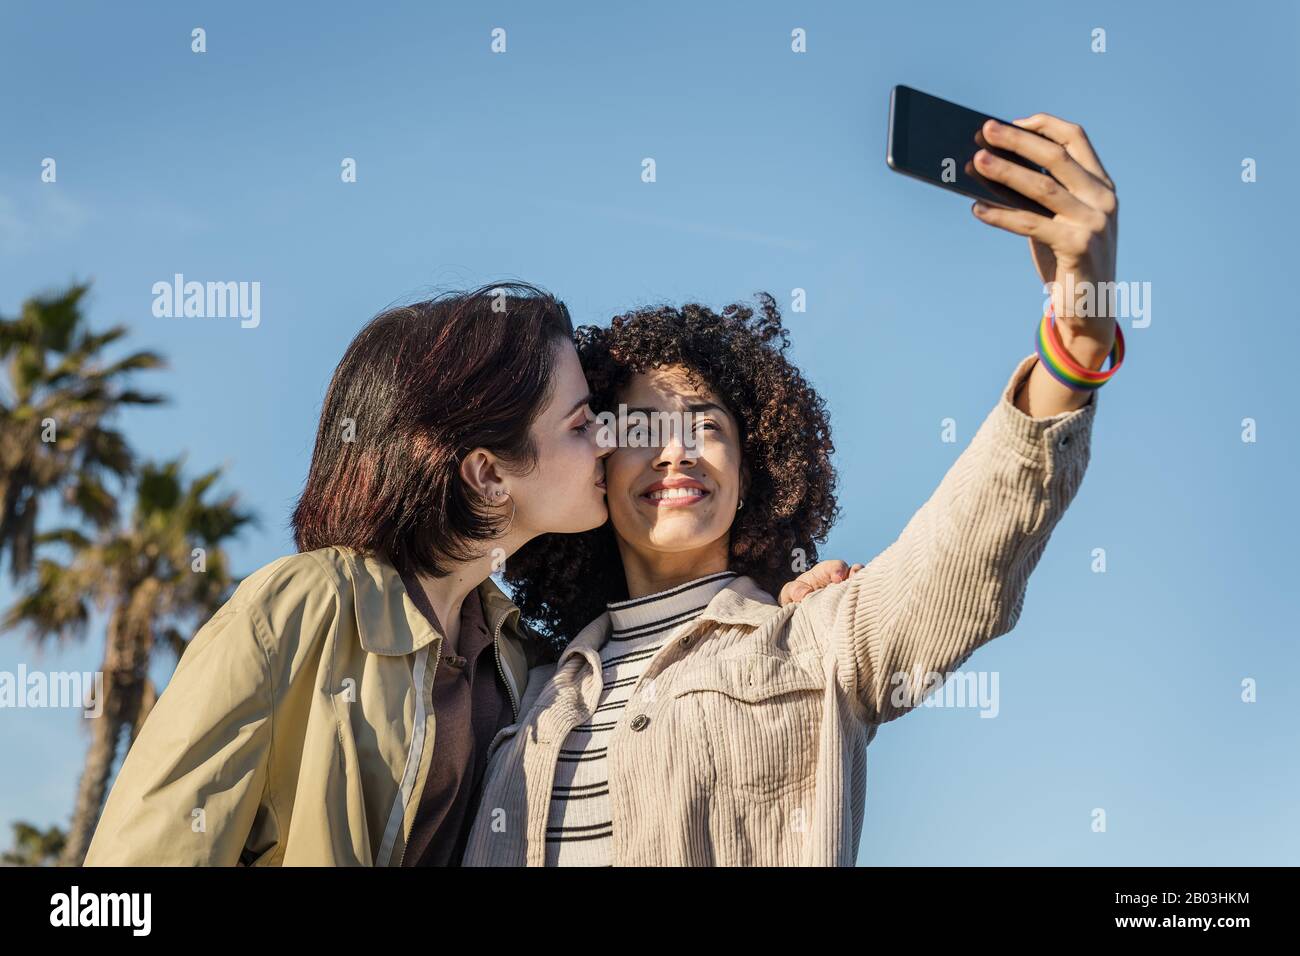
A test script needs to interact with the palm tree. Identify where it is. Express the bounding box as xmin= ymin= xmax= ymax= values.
xmin=2 ymin=458 xmax=255 ymax=865
xmin=0 ymin=282 xmax=165 ymax=583
xmin=1 ymin=821 xmax=66 ymax=866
